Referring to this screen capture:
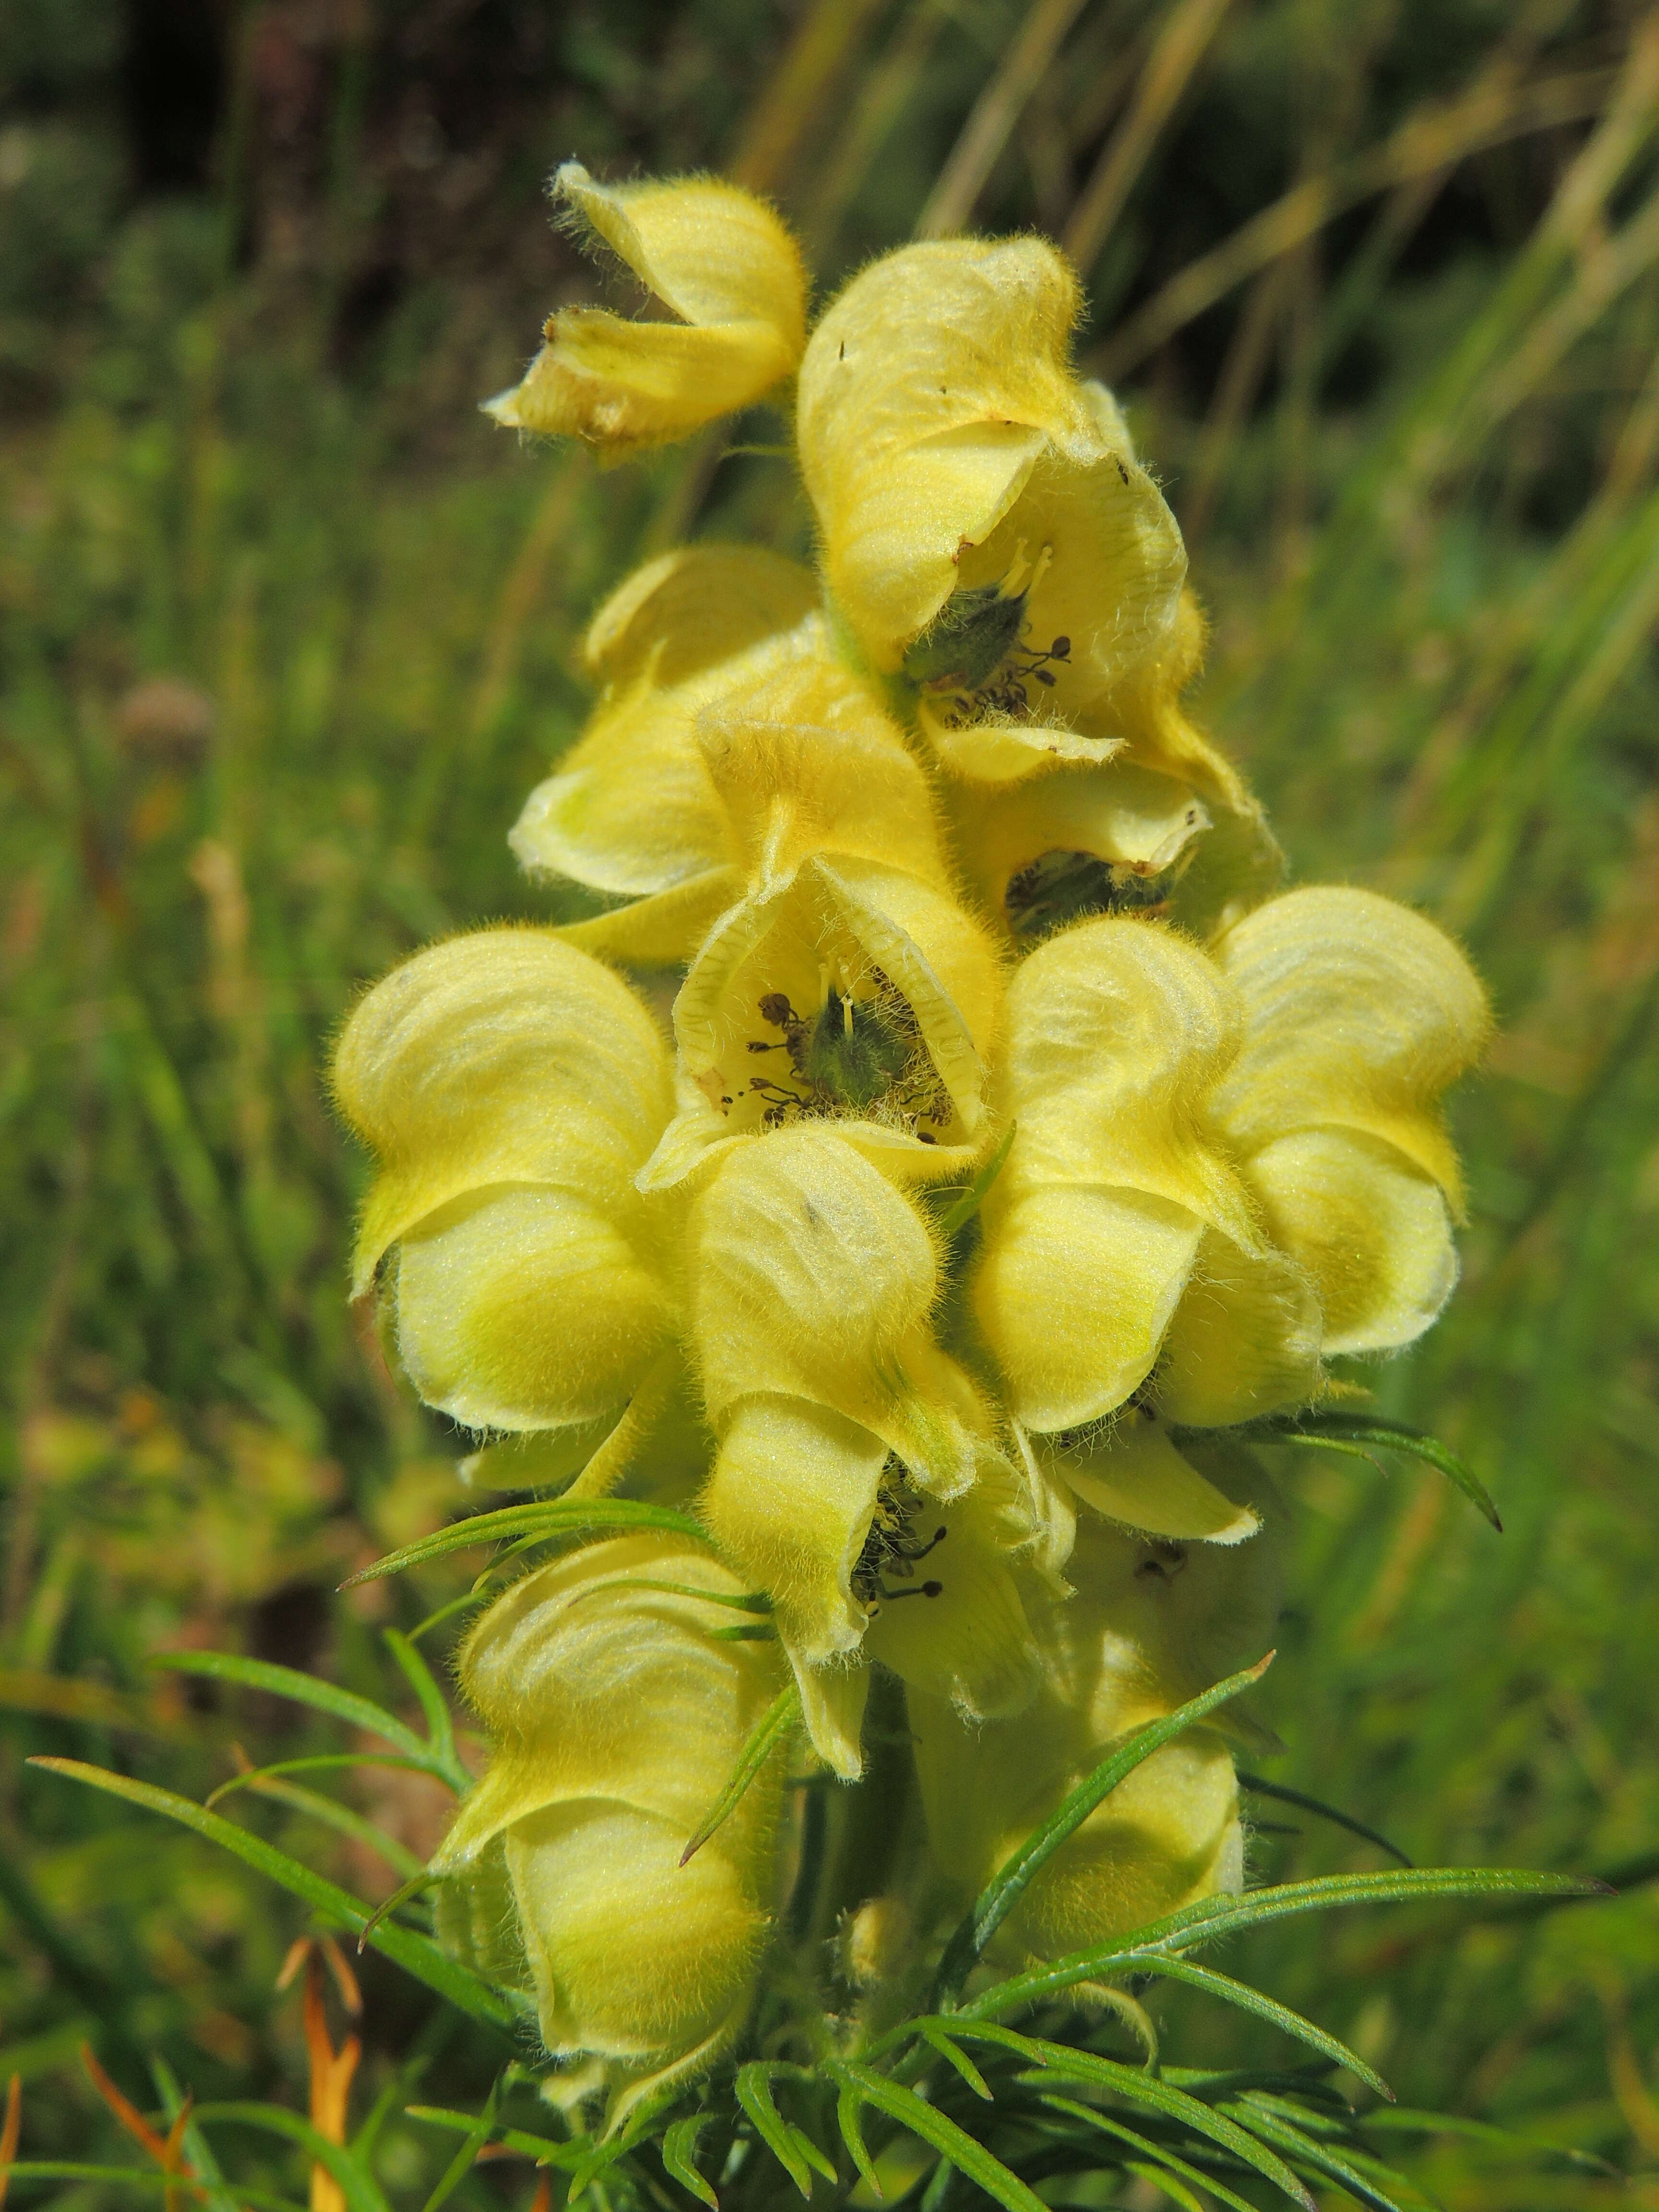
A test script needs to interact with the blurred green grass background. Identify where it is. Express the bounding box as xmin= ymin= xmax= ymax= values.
xmin=3 ymin=0 xmax=1659 ymax=2203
